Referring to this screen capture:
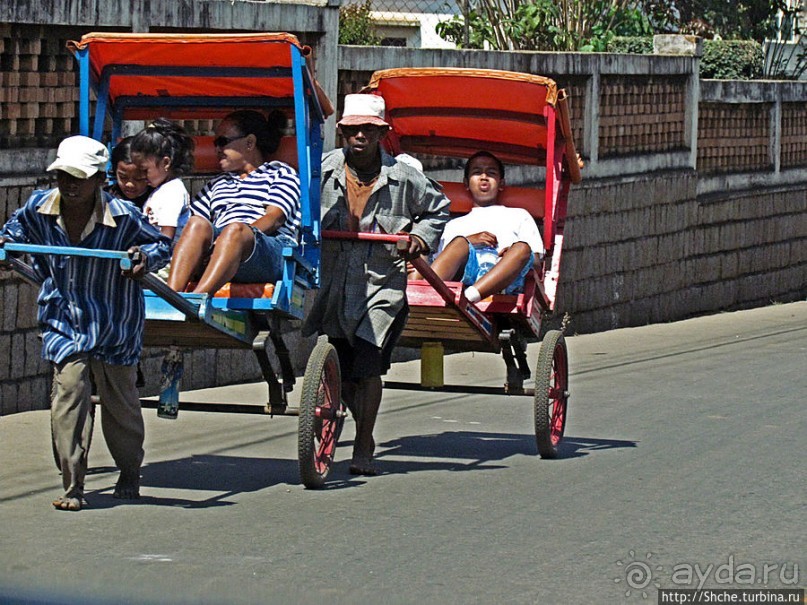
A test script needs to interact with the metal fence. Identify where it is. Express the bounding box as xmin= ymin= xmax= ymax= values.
xmin=366 ymin=0 xmax=460 ymax=14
